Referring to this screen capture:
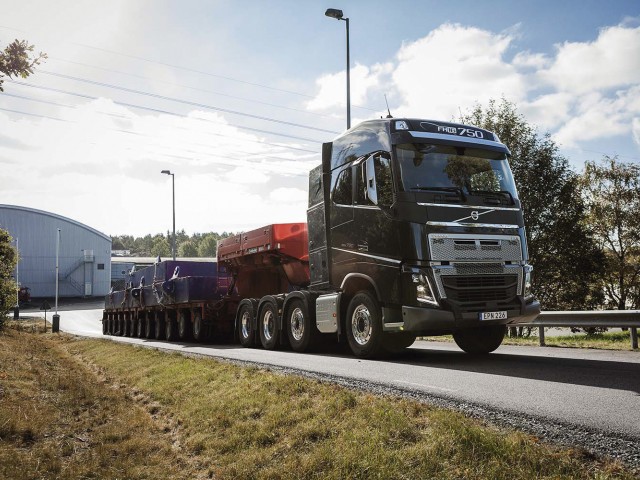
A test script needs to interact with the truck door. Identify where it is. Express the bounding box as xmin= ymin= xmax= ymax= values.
xmin=329 ymin=164 xmax=355 ymax=283
xmin=353 ymin=152 xmax=402 ymax=300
